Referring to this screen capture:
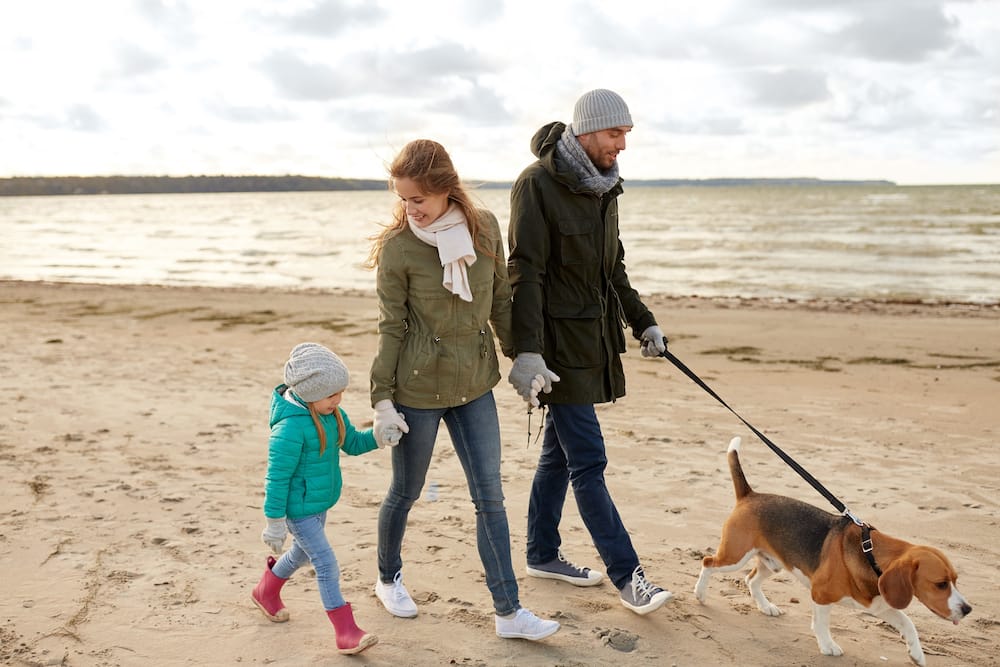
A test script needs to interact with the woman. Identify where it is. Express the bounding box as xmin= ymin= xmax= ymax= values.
xmin=367 ymin=139 xmax=559 ymax=641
